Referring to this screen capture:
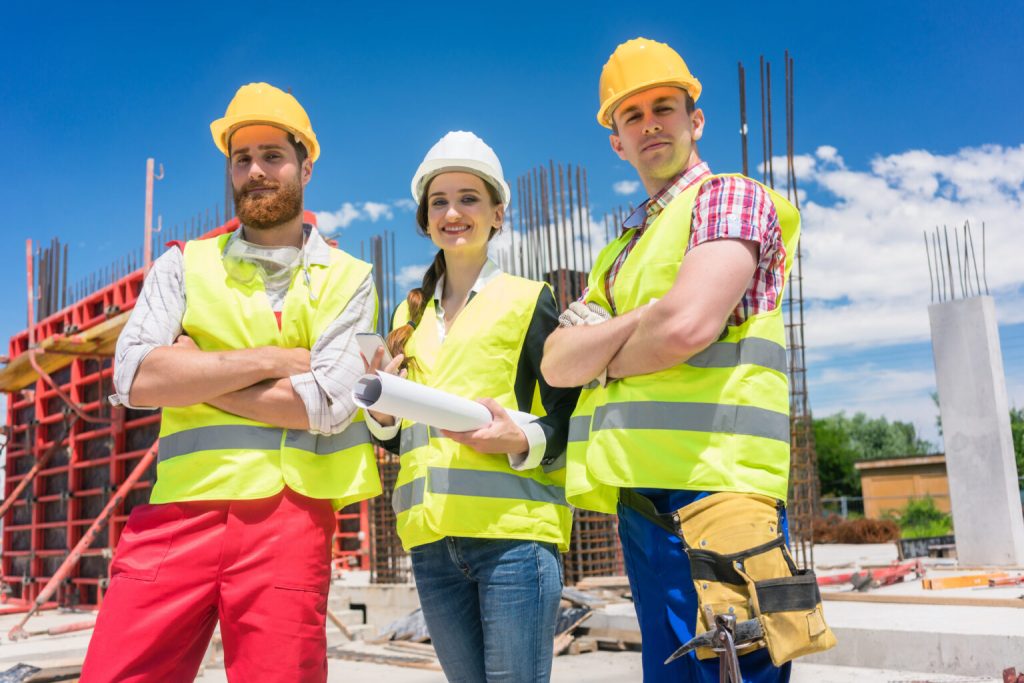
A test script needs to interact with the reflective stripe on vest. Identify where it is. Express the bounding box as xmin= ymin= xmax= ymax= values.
xmin=567 ymin=415 xmax=591 ymax=443
xmin=159 ymin=421 xmax=372 ymax=462
xmin=158 ymin=424 xmax=283 ymax=462
xmin=392 ymin=466 xmax=568 ymax=515
xmin=392 ymin=477 xmax=426 ymax=514
xmin=284 ymin=423 xmax=372 ymax=454
xmin=399 ymin=423 xmax=443 ymax=454
xmin=687 ymin=337 xmax=787 ymax=375
xmin=591 ymin=401 xmax=790 ymax=444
